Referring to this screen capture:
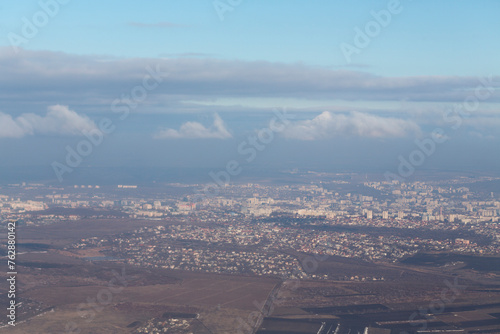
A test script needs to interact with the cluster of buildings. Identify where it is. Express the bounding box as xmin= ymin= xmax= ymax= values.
xmin=2 ymin=176 xmax=500 ymax=280
xmin=0 ymin=195 xmax=47 ymax=214
xmin=134 ymin=318 xmax=194 ymax=334
xmin=71 ymin=211 xmax=496 ymax=281
xmin=73 ymin=225 xmax=306 ymax=279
